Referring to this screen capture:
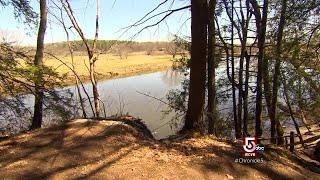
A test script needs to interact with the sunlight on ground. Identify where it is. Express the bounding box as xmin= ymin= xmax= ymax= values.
xmin=44 ymin=52 xmax=174 ymax=84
